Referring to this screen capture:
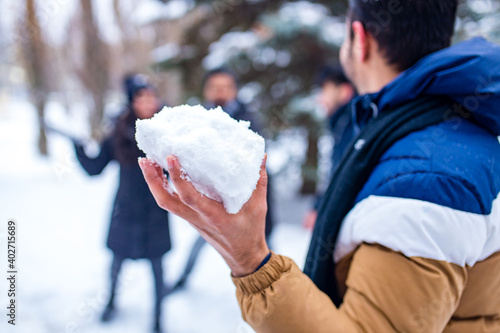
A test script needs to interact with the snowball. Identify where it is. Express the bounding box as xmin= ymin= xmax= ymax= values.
xmin=135 ymin=105 xmax=265 ymax=214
